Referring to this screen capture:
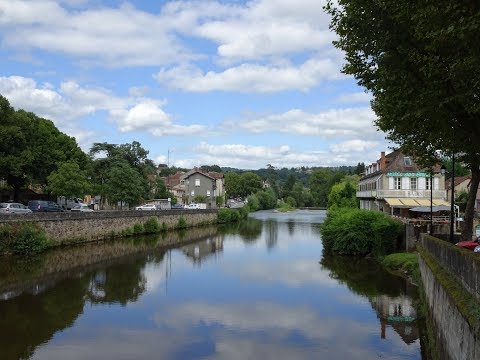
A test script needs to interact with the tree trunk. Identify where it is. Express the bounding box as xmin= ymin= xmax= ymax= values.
xmin=461 ymin=163 xmax=480 ymax=240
